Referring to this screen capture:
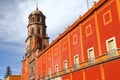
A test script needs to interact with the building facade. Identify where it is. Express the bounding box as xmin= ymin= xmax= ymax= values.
xmin=22 ymin=0 xmax=120 ymax=80
xmin=6 ymin=75 xmax=21 ymax=80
